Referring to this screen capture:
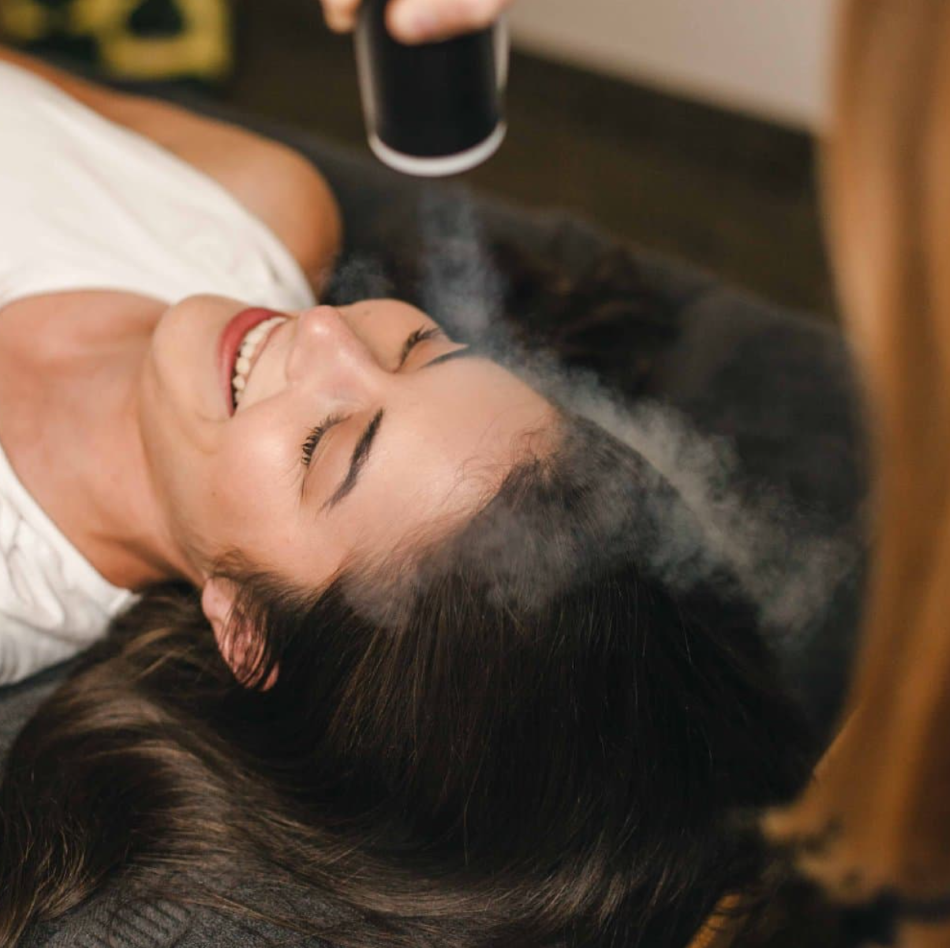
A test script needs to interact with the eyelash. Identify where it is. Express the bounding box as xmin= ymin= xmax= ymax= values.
xmin=301 ymin=412 xmax=345 ymax=468
xmin=405 ymin=325 xmax=441 ymax=346
xmin=300 ymin=324 xmax=441 ymax=467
